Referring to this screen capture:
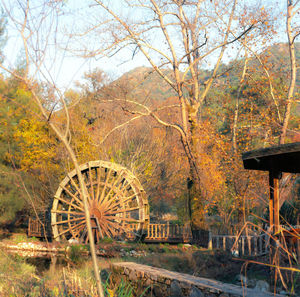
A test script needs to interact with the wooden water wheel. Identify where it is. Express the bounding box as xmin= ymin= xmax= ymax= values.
xmin=51 ymin=160 xmax=149 ymax=243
